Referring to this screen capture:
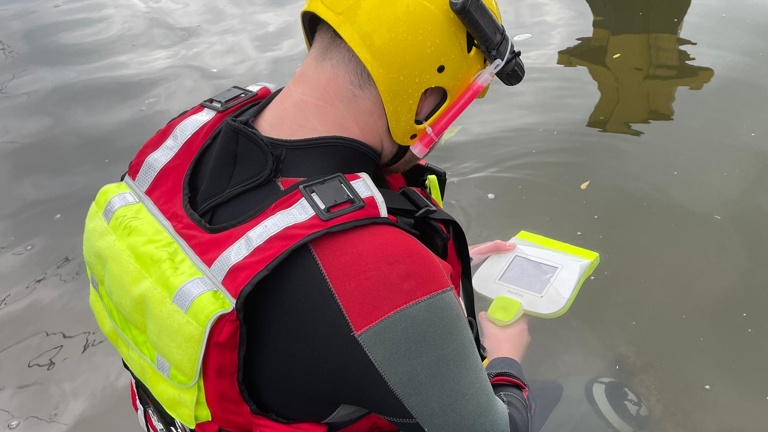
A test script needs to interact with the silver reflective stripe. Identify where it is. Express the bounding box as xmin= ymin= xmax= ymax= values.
xmin=351 ymin=173 xmax=387 ymax=217
xmin=124 ymin=178 xmax=235 ymax=305
xmin=172 ymin=277 xmax=216 ymax=313
xmin=102 ymin=192 xmax=139 ymax=224
xmin=245 ymin=83 xmax=271 ymax=92
xmin=209 ymin=173 xmax=388 ymax=282
xmin=210 ymin=198 xmax=316 ymax=282
xmin=134 ymin=108 xmax=216 ymax=192
xmin=156 ymin=354 xmax=170 ymax=378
